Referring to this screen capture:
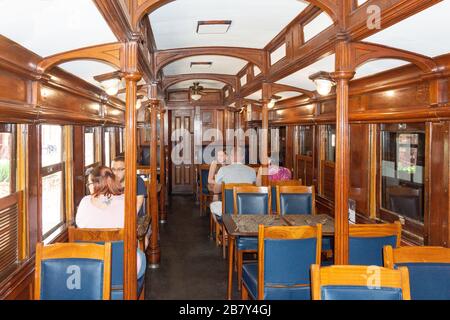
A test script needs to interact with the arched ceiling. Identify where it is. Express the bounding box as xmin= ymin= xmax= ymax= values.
xmin=149 ymin=0 xmax=310 ymax=50
xmin=0 ymin=0 xmax=117 ymax=57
